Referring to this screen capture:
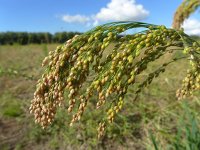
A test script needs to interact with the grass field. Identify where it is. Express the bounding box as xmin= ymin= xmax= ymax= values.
xmin=0 ymin=44 xmax=200 ymax=150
